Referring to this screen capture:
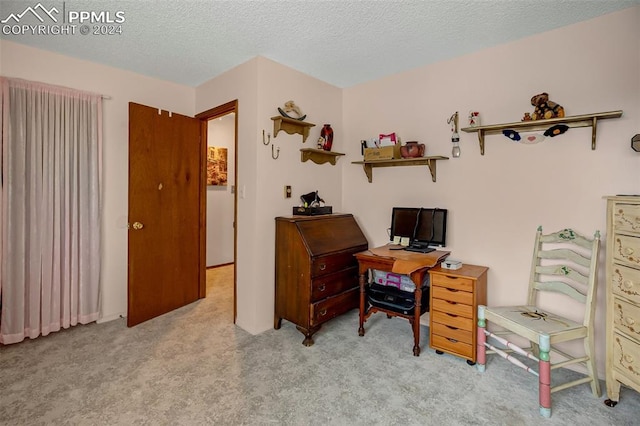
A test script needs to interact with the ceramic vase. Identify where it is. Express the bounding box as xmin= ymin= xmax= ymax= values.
xmin=400 ymin=141 xmax=425 ymax=158
xmin=320 ymin=124 xmax=333 ymax=151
